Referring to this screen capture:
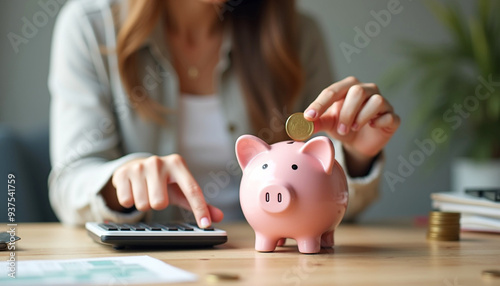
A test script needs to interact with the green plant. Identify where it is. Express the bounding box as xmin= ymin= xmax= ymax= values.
xmin=385 ymin=0 xmax=500 ymax=160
